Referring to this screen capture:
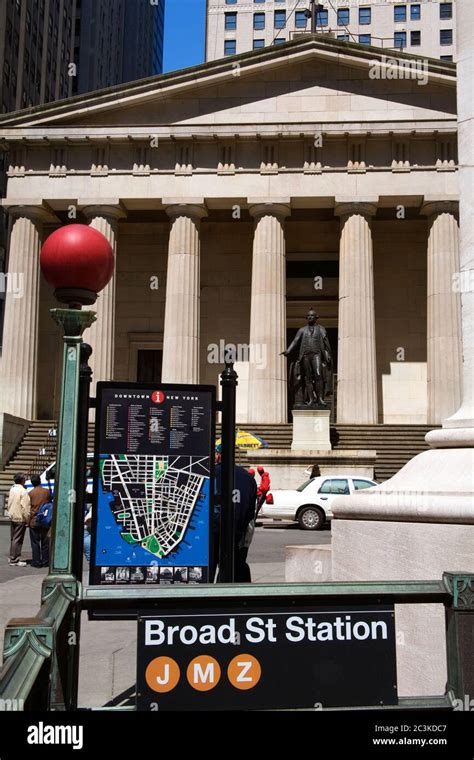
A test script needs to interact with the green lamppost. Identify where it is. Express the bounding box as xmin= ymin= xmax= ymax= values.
xmin=39 ymin=223 xmax=114 ymax=708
